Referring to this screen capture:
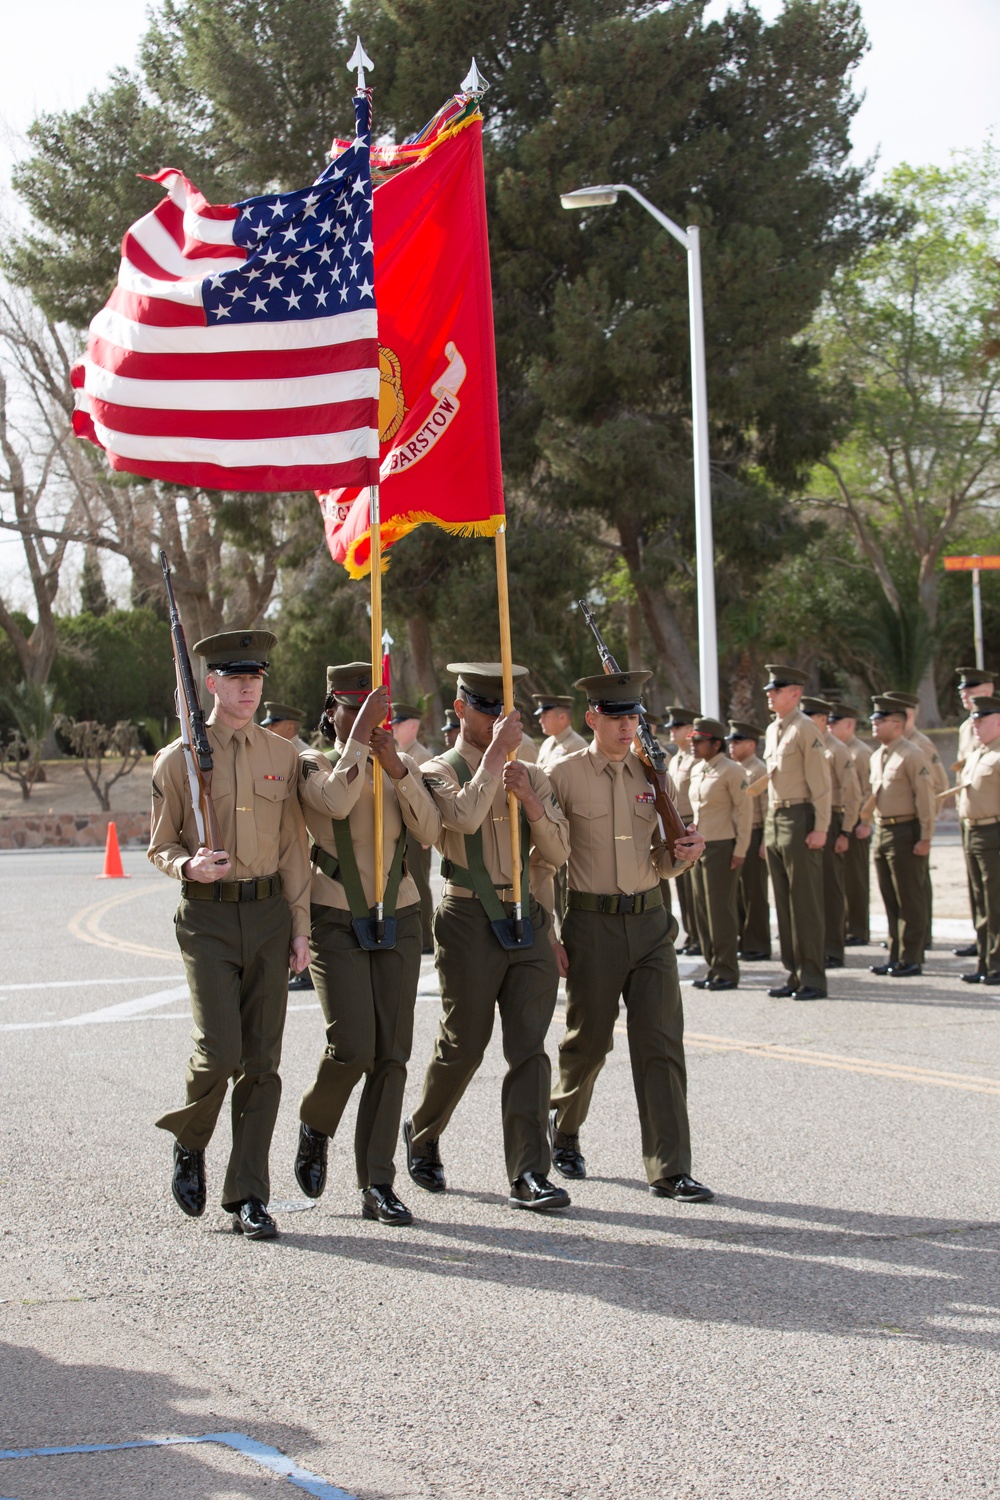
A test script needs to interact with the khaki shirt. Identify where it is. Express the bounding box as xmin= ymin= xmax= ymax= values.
xmin=423 ymin=736 xmax=568 ymax=887
xmin=956 ymin=742 xmax=1000 ymax=823
xmin=848 ymin=736 xmax=873 ymax=807
xmin=764 ymin=709 xmax=832 ymax=834
xmin=739 ymin=752 xmax=768 ymax=828
xmin=148 ymin=715 xmax=311 ymax=938
xmin=298 ymin=739 xmax=441 ymax=911
xmin=537 ymin=724 xmax=588 ymax=774
xmin=689 ymin=752 xmax=752 ymax=856
xmin=667 ymin=748 xmax=696 ymax=821
xmin=825 ymin=731 xmax=861 ymax=832
xmin=905 ymin=726 xmax=949 ymax=796
xmin=870 ymin=737 xmax=935 ymax=841
xmin=406 ymin=738 xmax=432 ymax=768
xmin=549 ymin=744 xmax=693 ymax=894
xmin=957 ymin=715 xmax=977 ymax=771
xmin=519 ymin=733 xmax=539 ymax=765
